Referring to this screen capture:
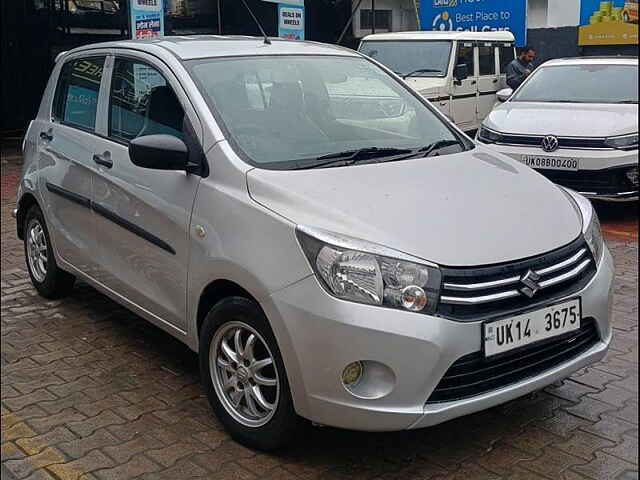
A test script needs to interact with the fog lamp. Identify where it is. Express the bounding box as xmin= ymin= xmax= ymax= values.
xmin=342 ymin=361 xmax=364 ymax=386
xmin=626 ymin=166 xmax=639 ymax=187
xmin=401 ymin=285 xmax=428 ymax=311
